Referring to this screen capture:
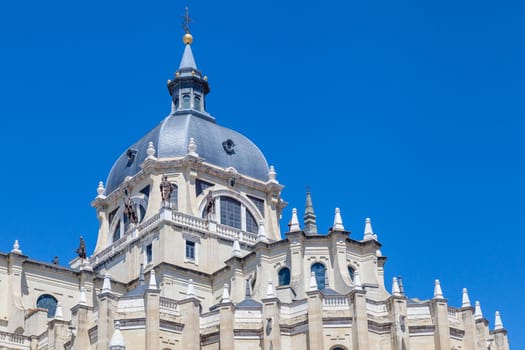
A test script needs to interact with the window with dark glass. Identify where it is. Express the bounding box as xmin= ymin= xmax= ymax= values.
xmin=185 ymin=240 xmax=195 ymax=260
xmin=182 ymin=95 xmax=191 ymax=109
xmin=348 ymin=266 xmax=355 ymax=282
xmin=195 ymin=179 xmax=214 ymax=197
xmin=245 ymin=210 xmax=258 ymax=234
xmin=36 ymin=294 xmax=58 ymax=318
xmin=113 ymin=226 xmax=121 ymax=242
xmin=278 ymin=267 xmax=291 ymax=286
xmin=146 ymin=244 xmax=153 ymax=263
xmin=220 ymin=197 xmax=241 ymax=229
xmin=194 ymin=95 xmax=201 ymax=110
xmin=248 ymin=195 xmax=265 ymax=217
xmin=311 ymin=263 xmax=326 ymax=290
